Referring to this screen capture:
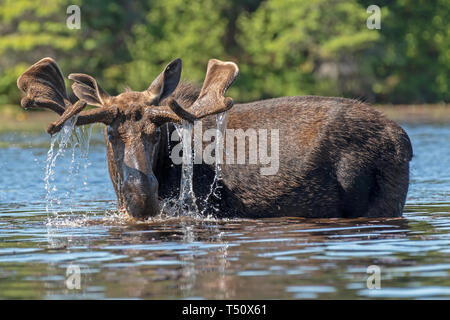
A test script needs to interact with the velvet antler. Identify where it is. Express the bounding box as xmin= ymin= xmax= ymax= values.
xmin=17 ymin=57 xmax=117 ymax=135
